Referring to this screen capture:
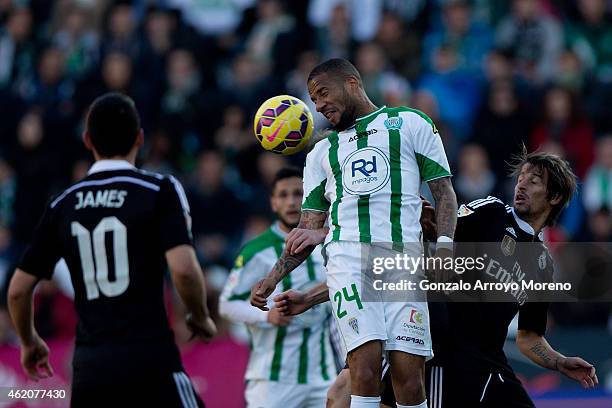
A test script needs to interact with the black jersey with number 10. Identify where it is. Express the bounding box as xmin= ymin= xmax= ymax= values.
xmin=18 ymin=161 xmax=192 ymax=379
